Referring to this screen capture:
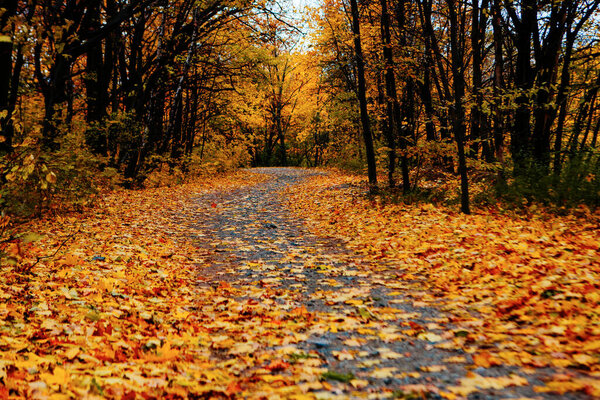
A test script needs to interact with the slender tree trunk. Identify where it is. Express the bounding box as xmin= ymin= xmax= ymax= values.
xmin=168 ymin=9 xmax=198 ymax=160
xmin=420 ymin=66 xmax=437 ymax=141
xmin=531 ymin=3 xmax=567 ymax=169
xmin=491 ymin=0 xmax=504 ymax=167
xmin=276 ymin=104 xmax=288 ymax=166
xmin=0 ymin=0 xmax=17 ymax=153
xmin=553 ymin=29 xmax=574 ymax=174
xmin=511 ymin=0 xmax=536 ymax=171
xmin=392 ymin=0 xmax=411 ymax=191
xmin=469 ymin=0 xmax=482 ymax=158
xmin=448 ymin=0 xmax=470 ymax=214
xmin=590 ymin=114 xmax=600 ymax=148
xmin=85 ymin=1 xmax=106 ymax=124
xmin=185 ymin=80 xmax=199 ymax=156
xmin=580 ymin=93 xmax=598 ymax=150
xmin=470 ymin=0 xmax=490 ymax=160
xmin=570 ymin=74 xmax=600 ymax=153
xmin=380 ymin=0 xmax=396 ymax=188
xmin=39 ymin=50 xmax=72 ymax=151
xmin=350 ymin=0 xmax=377 ymax=189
